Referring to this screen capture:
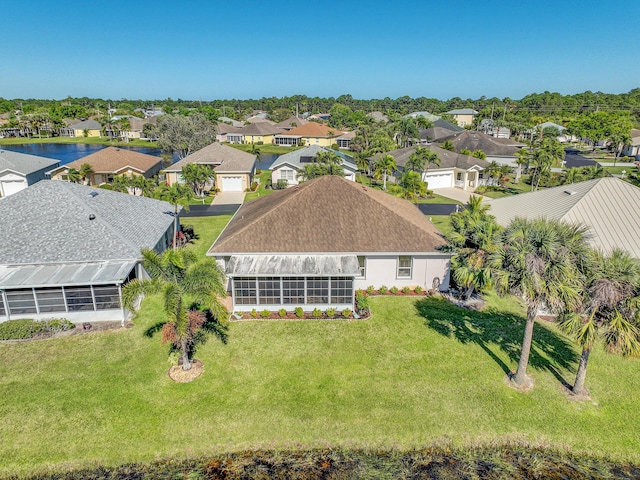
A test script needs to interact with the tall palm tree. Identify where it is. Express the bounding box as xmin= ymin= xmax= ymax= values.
xmin=122 ymin=248 xmax=227 ymax=371
xmin=558 ymin=249 xmax=640 ymax=396
xmin=495 ymin=217 xmax=589 ymax=388
xmin=514 ymin=149 xmax=529 ymax=184
xmin=79 ymin=163 xmax=94 ymax=185
xmin=155 ymin=184 xmax=192 ymax=249
xmin=66 ymin=168 xmax=81 ymax=184
xmin=390 ymin=170 xmax=426 ymax=202
xmin=373 ymin=154 xmax=397 ymax=190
